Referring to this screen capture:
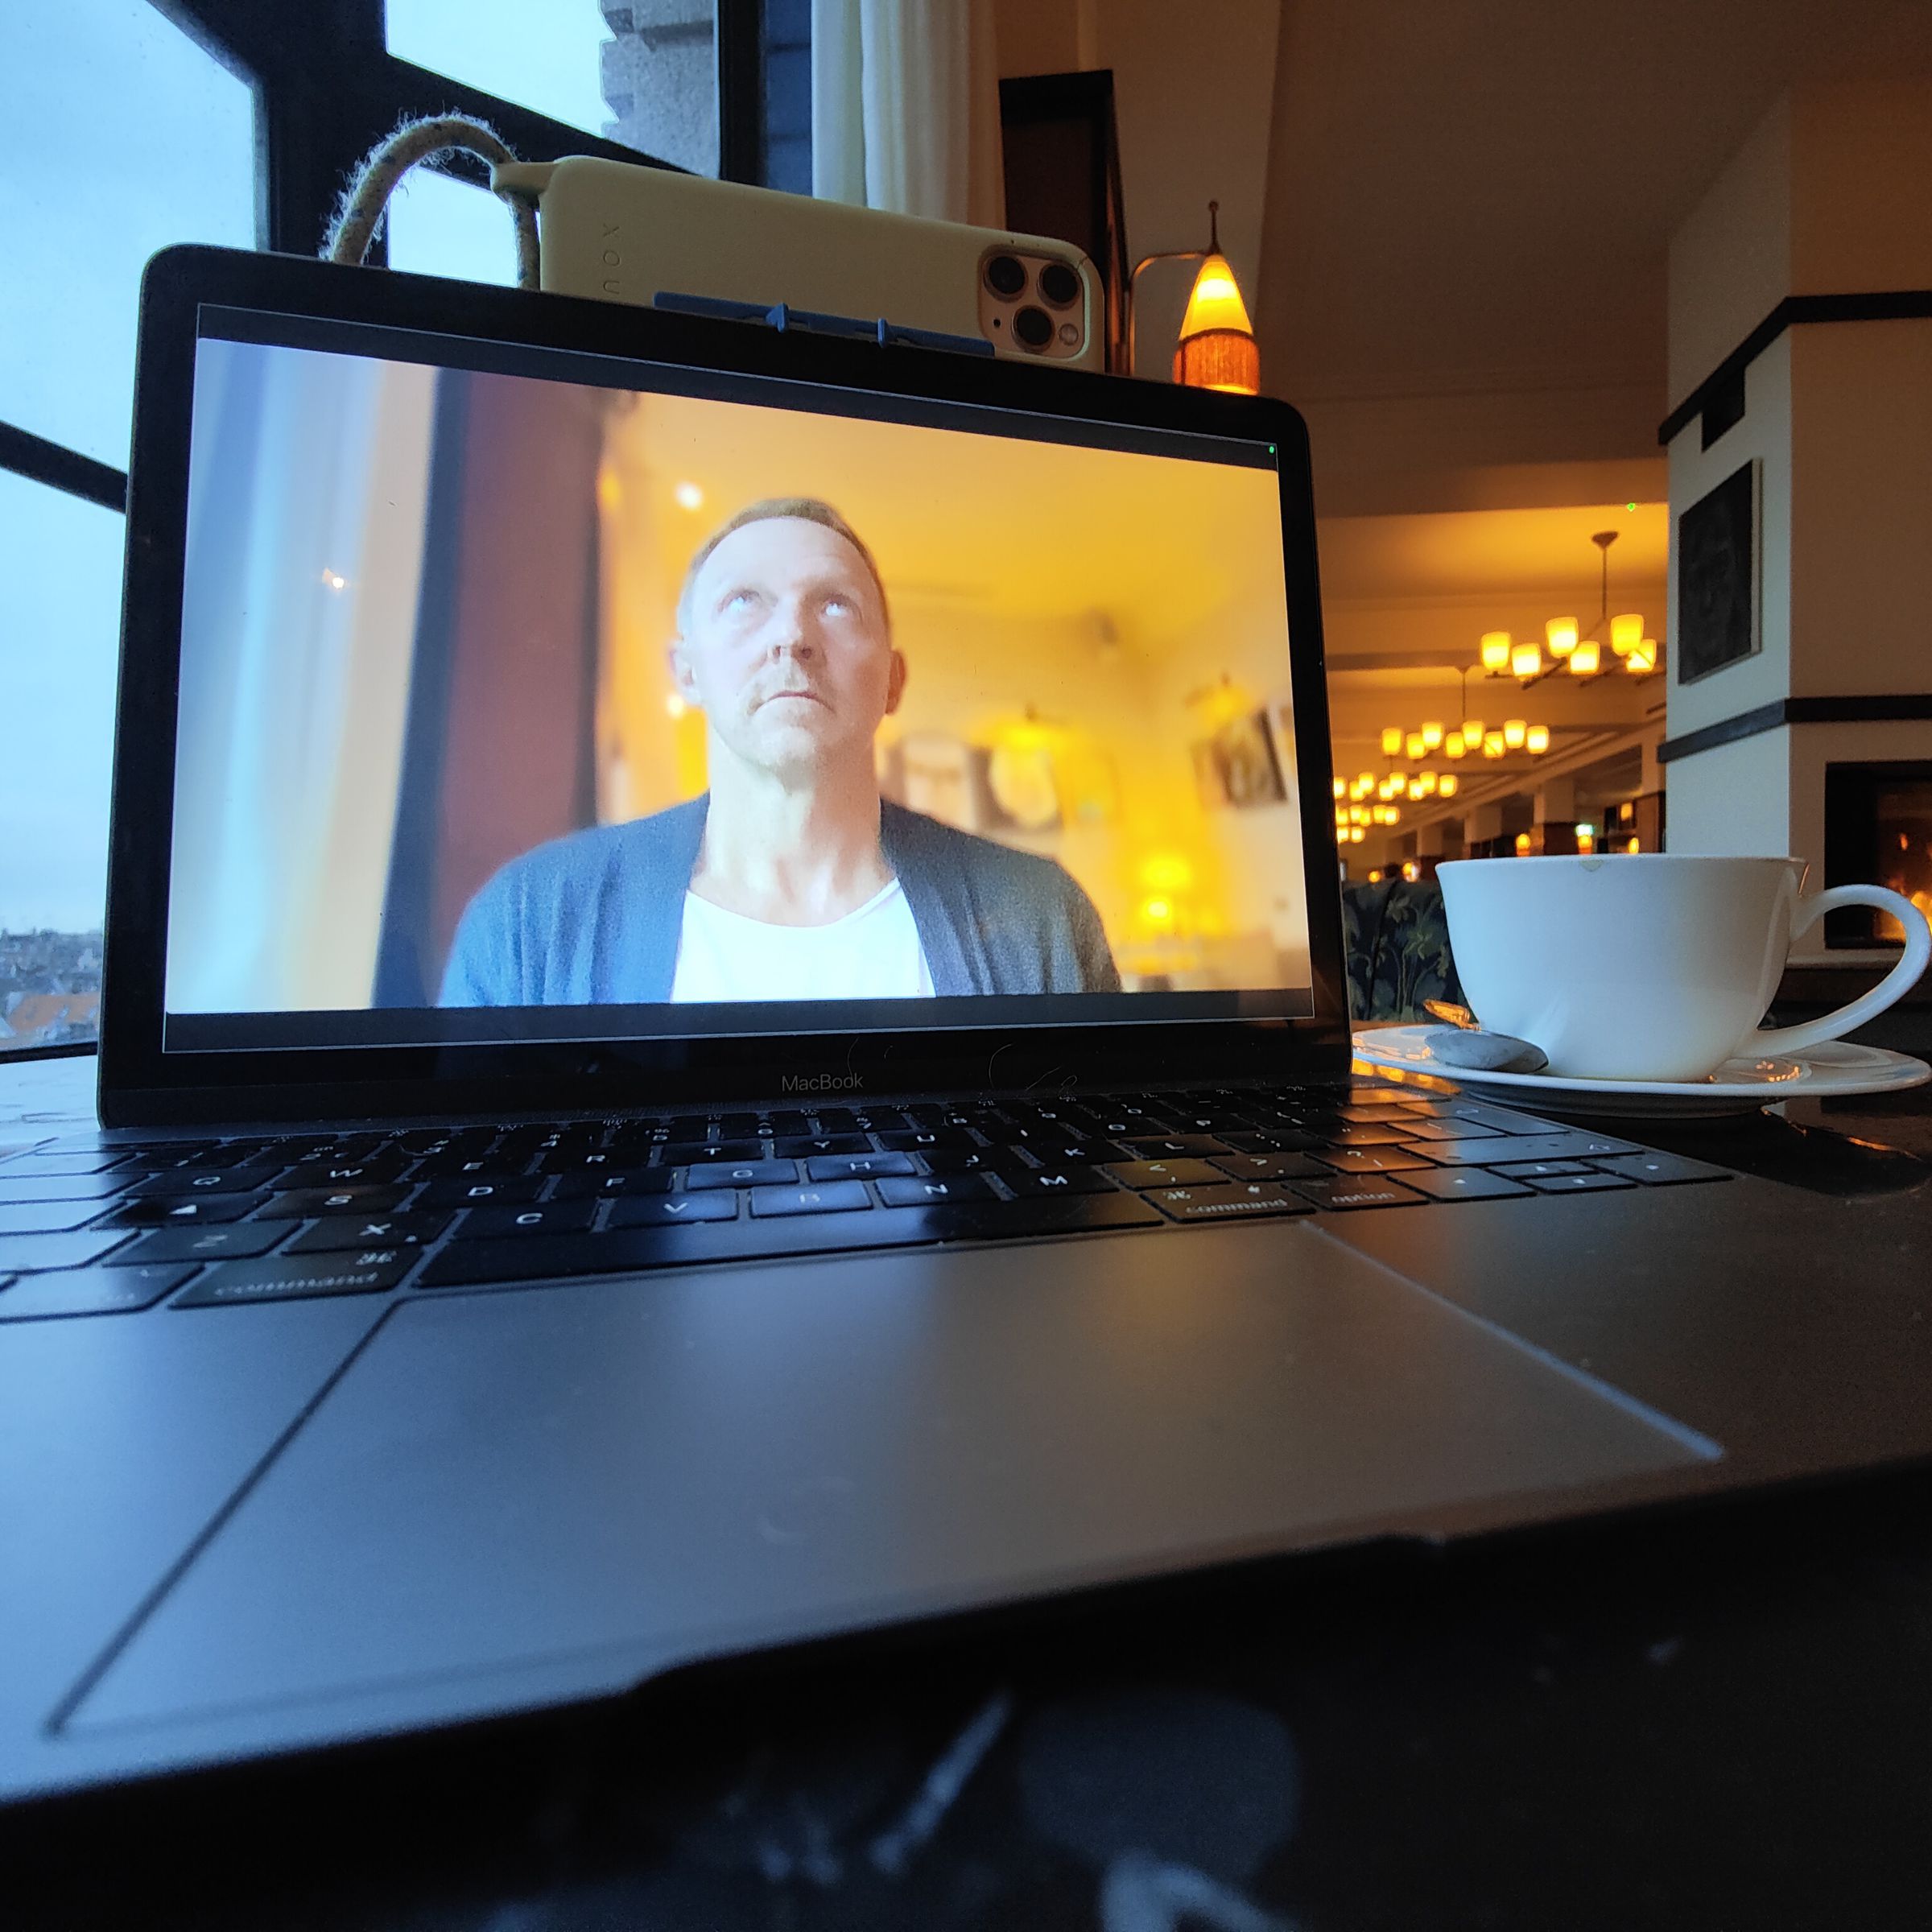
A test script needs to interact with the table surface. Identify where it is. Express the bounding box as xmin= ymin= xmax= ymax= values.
xmin=6 ymin=1048 xmax=1932 ymax=1932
